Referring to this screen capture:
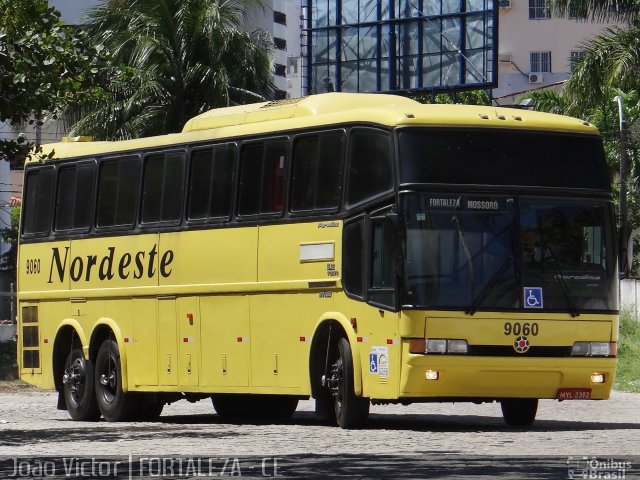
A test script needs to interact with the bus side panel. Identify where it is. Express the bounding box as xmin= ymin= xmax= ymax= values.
xmin=251 ymin=221 xmax=342 ymax=393
xmin=200 ymin=295 xmax=251 ymax=388
xmin=257 ymin=222 xmax=342 ymax=283
xmin=130 ymin=298 xmax=158 ymax=387
xmin=19 ymin=241 xmax=70 ymax=294
xmin=249 ymin=293 xmax=323 ymax=393
xmin=177 ymin=296 xmax=200 ymax=387
xmin=69 ymin=235 xmax=159 ymax=291
xmin=159 ymin=228 xmax=259 ymax=287
xmin=332 ymin=292 xmax=402 ymax=400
